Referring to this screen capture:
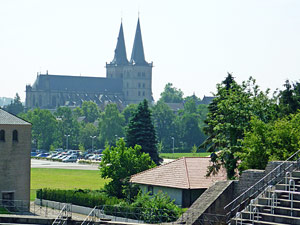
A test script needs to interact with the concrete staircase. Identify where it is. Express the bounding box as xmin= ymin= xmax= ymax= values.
xmin=231 ymin=170 xmax=300 ymax=225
